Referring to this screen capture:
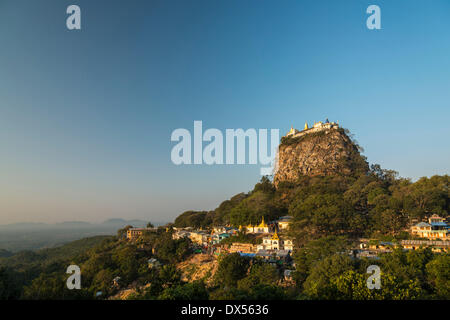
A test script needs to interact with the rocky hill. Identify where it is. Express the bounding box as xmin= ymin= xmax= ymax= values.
xmin=273 ymin=127 xmax=368 ymax=187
